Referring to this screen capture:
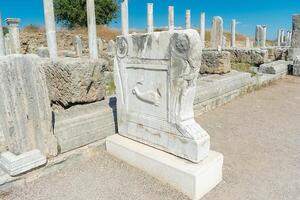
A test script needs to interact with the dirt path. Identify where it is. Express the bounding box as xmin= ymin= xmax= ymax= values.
xmin=3 ymin=76 xmax=300 ymax=200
